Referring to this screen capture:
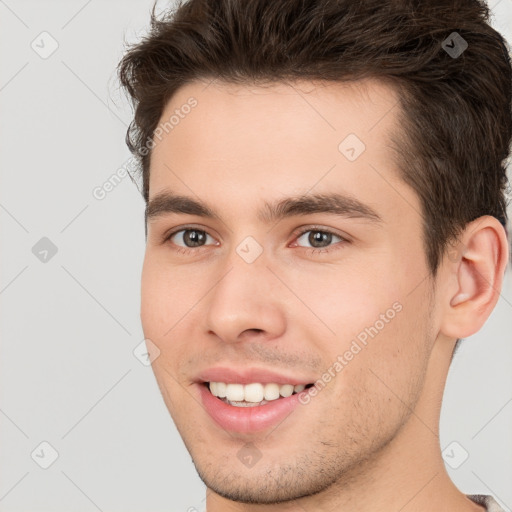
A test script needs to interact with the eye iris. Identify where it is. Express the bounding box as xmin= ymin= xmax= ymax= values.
xmin=184 ymin=230 xmax=206 ymax=247
xmin=309 ymin=231 xmax=332 ymax=248
xmin=179 ymin=230 xmax=335 ymax=248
